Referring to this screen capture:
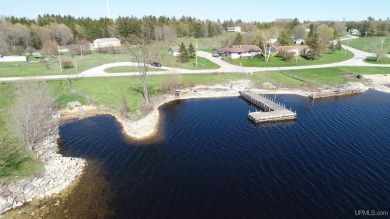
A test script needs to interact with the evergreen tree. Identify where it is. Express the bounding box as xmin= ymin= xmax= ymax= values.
xmin=233 ymin=33 xmax=243 ymax=45
xmin=178 ymin=42 xmax=189 ymax=63
xmin=188 ymin=43 xmax=195 ymax=57
xmin=278 ymin=30 xmax=292 ymax=46
xmin=306 ymin=32 xmax=326 ymax=60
